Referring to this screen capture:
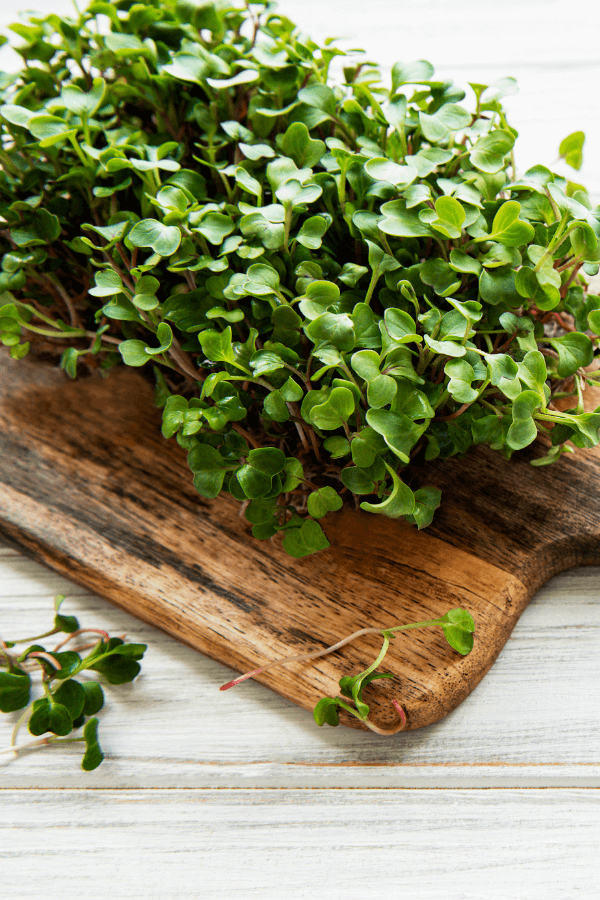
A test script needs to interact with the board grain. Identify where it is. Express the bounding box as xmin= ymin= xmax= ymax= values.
xmin=1 ymin=352 xmax=599 ymax=732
